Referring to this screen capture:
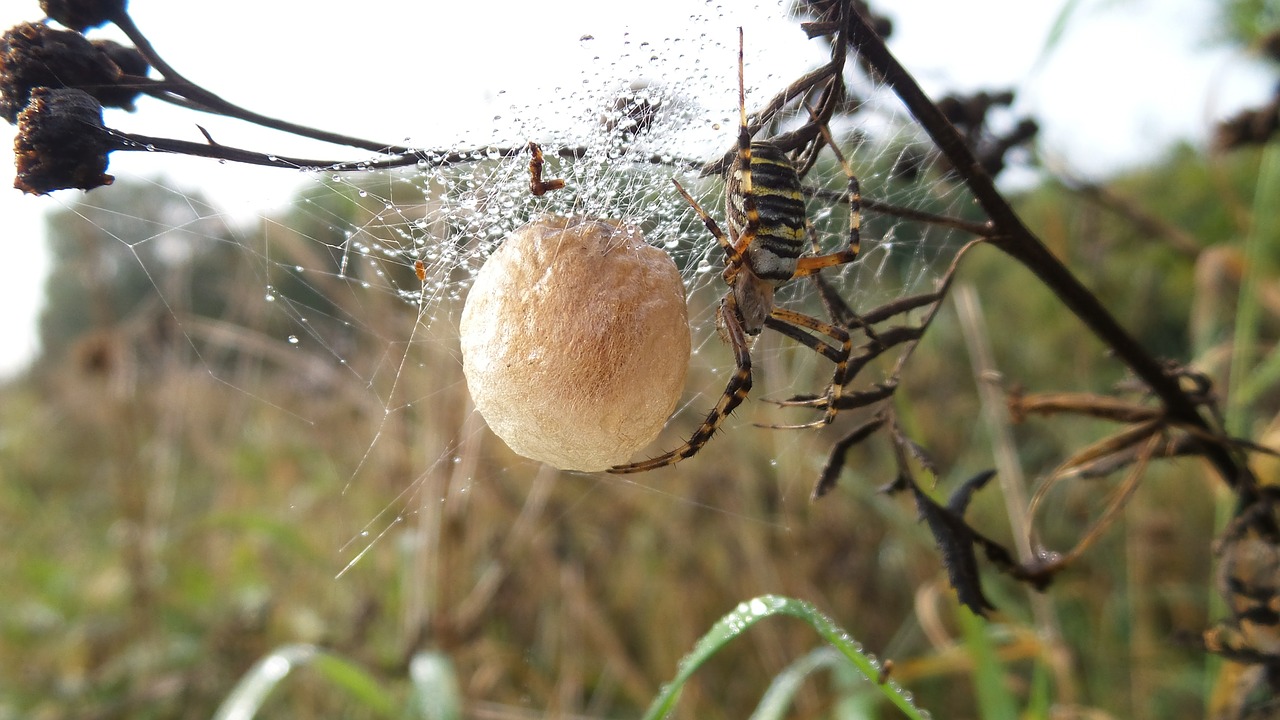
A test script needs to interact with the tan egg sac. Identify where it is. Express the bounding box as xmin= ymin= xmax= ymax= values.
xmin=460 ymin=216 xmax=690 ymax=471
